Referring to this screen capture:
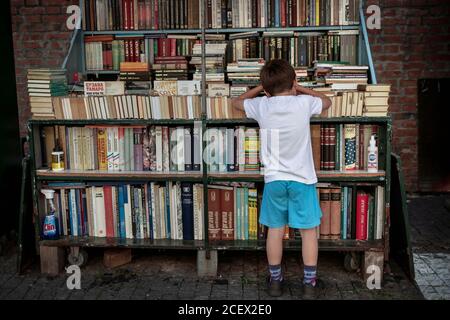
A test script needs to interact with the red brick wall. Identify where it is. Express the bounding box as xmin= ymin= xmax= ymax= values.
xmin=10 ymin=0 xmax=74 ymax=136
xmin=366 ymin=0 xmax=450 ymax=192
